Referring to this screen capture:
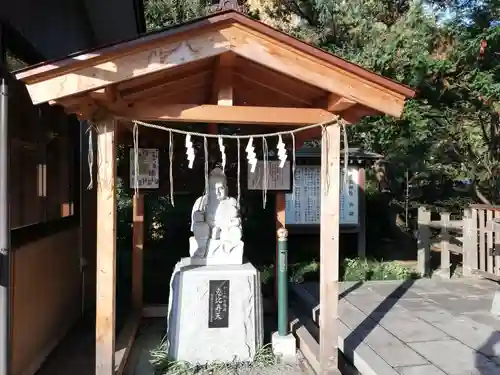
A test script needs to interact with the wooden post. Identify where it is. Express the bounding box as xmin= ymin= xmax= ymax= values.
xmin=479 ymin=209 xmax=486 ymax=272
xmin=357 ymin=167 xmax=366 ymax=259
xmin=95 ymin=121 xmax=117 ymax=375
xmin=440 ymin=212 xmax=451 ymax=278
xmin=463 ymin=207 xmax=477 ymax=277
xmin=319 ymin=124 xmax=341 ymax=374
xmin=417 ymin=207 xmax=431 ymax=276
xmin=275 ymin=193 xmax=286 ymax=306
xmin=132 ymin=192 xmax=144 ymax=312
xmin=494 ymin=210 xmax=500 ymax=276
xmin=486 ymin=209 xmax=494 ymax=274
